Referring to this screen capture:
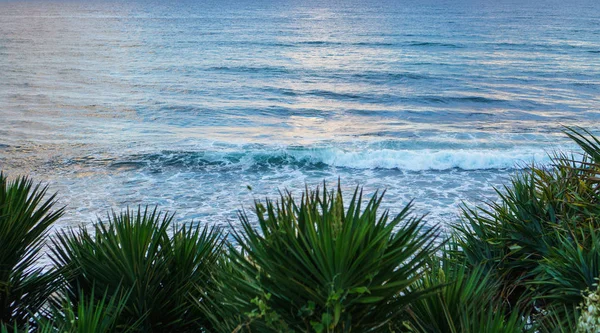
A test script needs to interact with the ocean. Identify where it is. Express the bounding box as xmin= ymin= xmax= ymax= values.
xmin=1 ymin=0 xmax=599 ymax=231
